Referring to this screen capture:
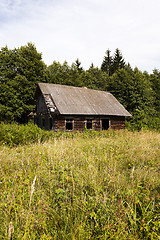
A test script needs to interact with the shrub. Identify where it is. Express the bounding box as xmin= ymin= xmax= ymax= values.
xmin=0 ymin=123 xmax=51 ymax=146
